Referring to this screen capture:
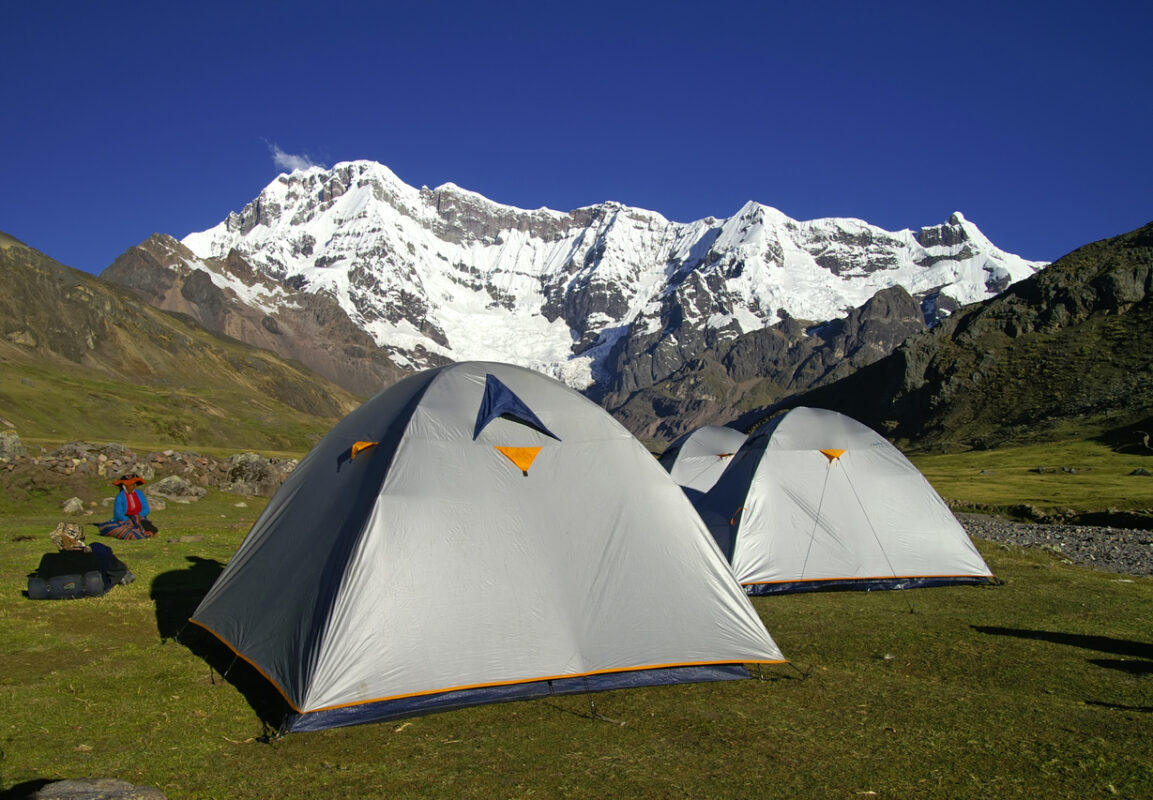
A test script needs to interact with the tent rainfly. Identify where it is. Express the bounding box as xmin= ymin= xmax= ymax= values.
xmin=659 ymin=425 xmax=749 ymax=497
xmin=191 ymin=362 xmax=785 ymax=732
xmin=694 ymin=407 xmax=994 ymax=595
